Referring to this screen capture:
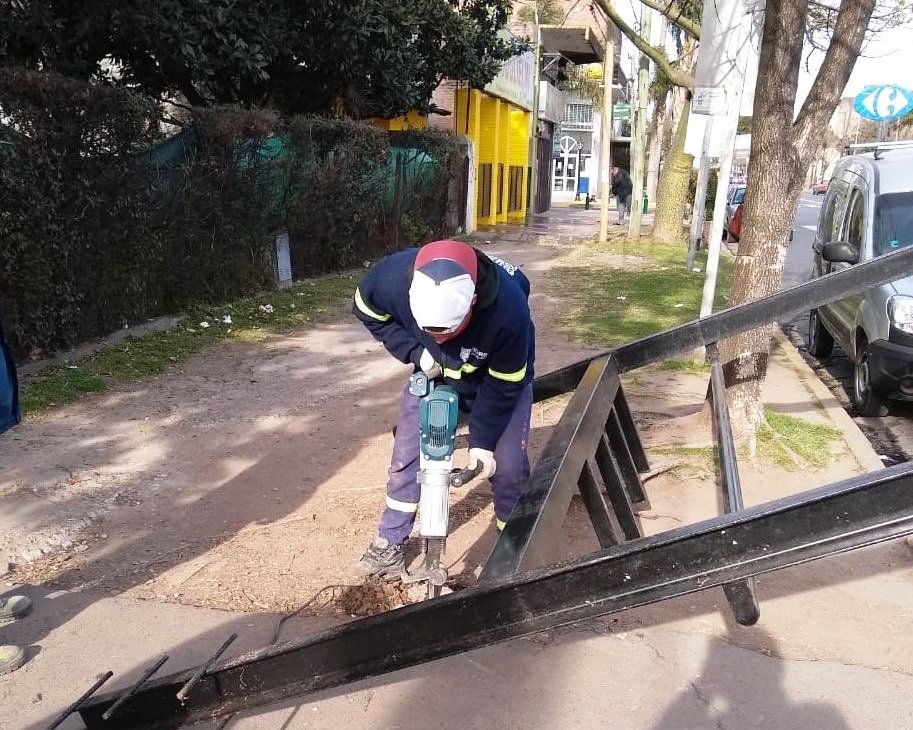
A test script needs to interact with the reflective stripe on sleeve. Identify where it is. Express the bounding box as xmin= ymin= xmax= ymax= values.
xmin=354 ymin=288 xmax=391 ymax=322
xmin=496 ymin=517 xmax=507 ymax=531
xmin=488 ymin=364 xmax=528 ymax=383
xmin=386 ymin=496 xmax=418 ymax=513
xmin=444 ymin=363 xmax=479 ymax=380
